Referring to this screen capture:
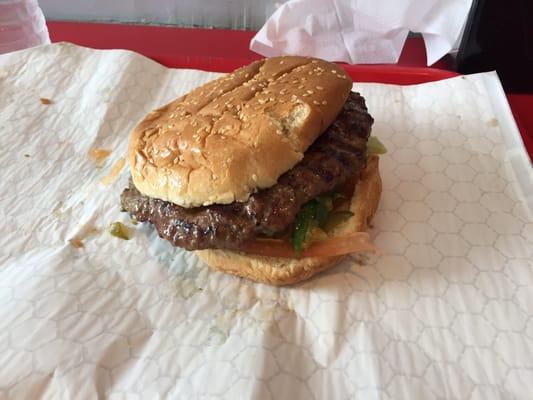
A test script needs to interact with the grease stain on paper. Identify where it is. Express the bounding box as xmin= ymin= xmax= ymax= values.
xmin=486 ymin=117 xmax=499 ymax=127
xmin=206 ymin=285 xmax=296 ymax=346
xmin=100 ymin=158 xmax=125 ymax=186
xmin=88 ymin=148 xmax=111 ymax=168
